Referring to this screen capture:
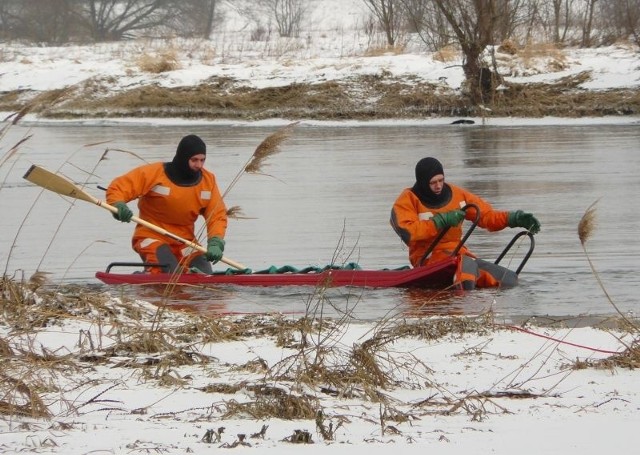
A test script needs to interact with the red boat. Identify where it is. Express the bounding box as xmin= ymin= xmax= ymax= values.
xmin=96 ymin=210 xmax=534 ymax=290
xmin=95 ymin=256 xmax=459 ymax=289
